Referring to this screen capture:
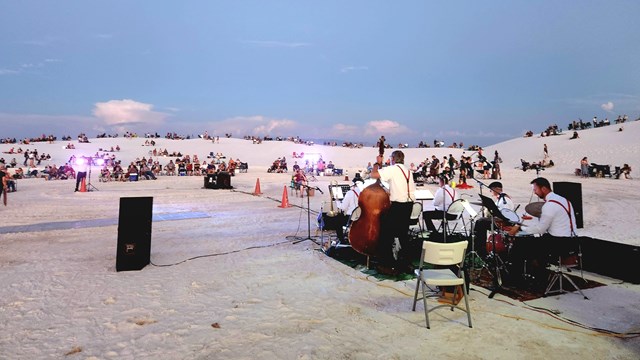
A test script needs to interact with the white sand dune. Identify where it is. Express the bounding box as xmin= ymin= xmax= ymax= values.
xmin=0 ymin=123 xmax=639 ymax=359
